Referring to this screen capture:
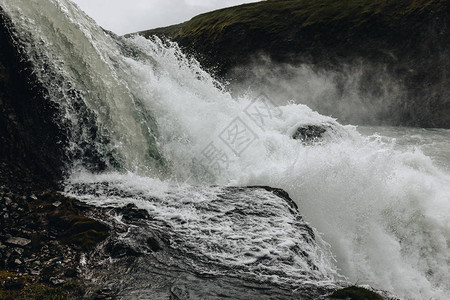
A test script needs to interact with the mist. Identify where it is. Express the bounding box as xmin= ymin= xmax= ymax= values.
xmin=229 ymin=56 xmax=406 ymax=127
